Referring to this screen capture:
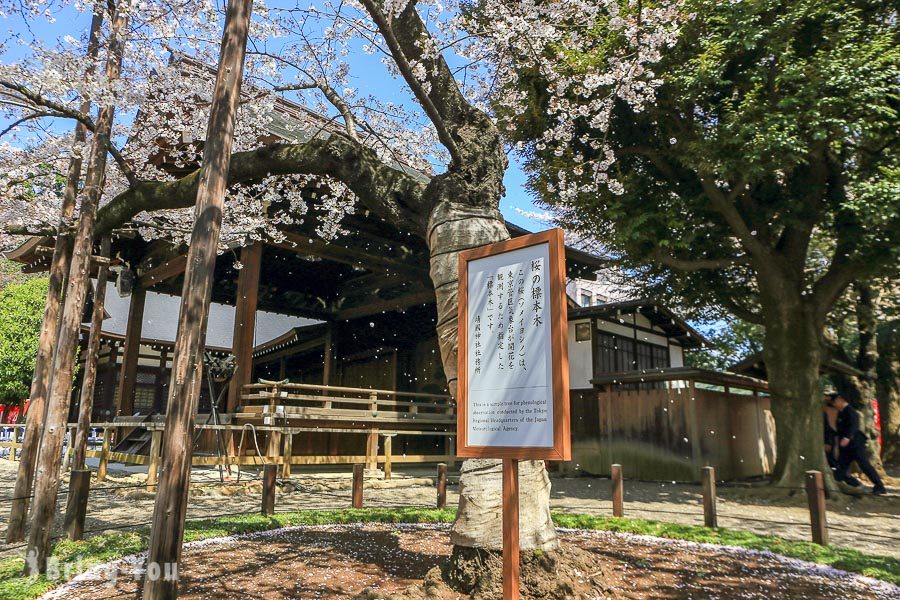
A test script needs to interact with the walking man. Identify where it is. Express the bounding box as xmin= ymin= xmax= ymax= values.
xmin=829 ymin=392 xmax=887 ymax=495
